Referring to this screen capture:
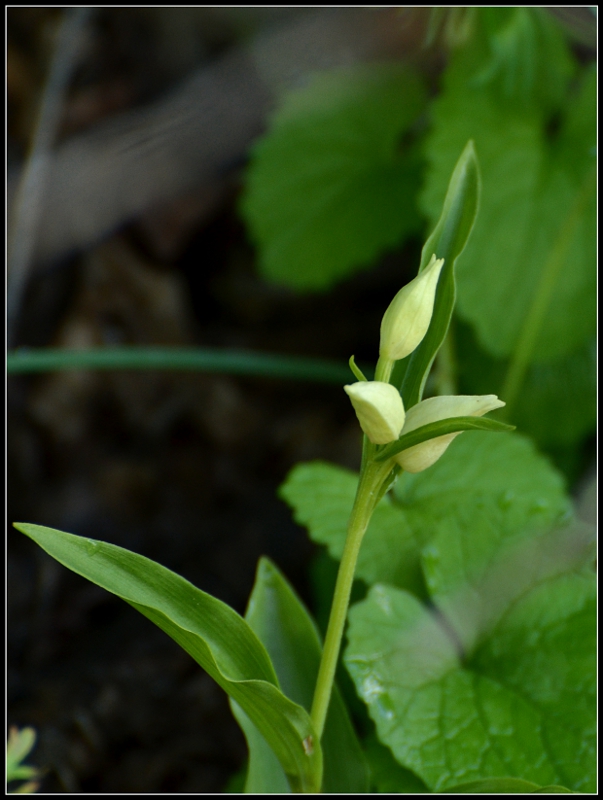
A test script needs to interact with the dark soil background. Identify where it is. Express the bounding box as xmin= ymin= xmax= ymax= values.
xmin=7 ymin=9 xmax=425 ymax=792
